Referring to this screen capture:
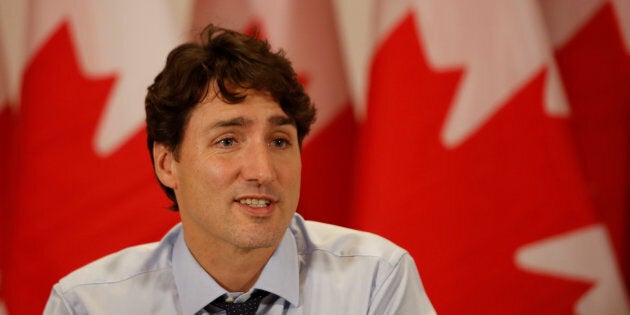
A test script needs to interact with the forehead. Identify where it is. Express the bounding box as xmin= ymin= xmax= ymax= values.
xmin=188 ymin=89 xmax=294 ymax=129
